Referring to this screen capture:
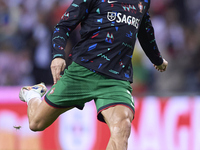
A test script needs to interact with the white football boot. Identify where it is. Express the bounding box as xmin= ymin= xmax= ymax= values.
xmin=19 ymin=82 xmax=47 ymax=102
